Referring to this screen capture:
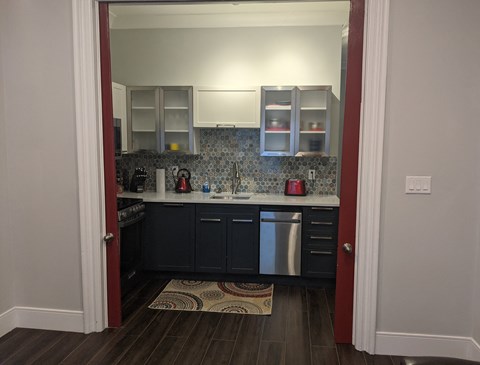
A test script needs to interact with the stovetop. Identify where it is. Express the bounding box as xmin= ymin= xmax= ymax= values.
xmin=117 ymin=197 xmax=143 ymax=211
